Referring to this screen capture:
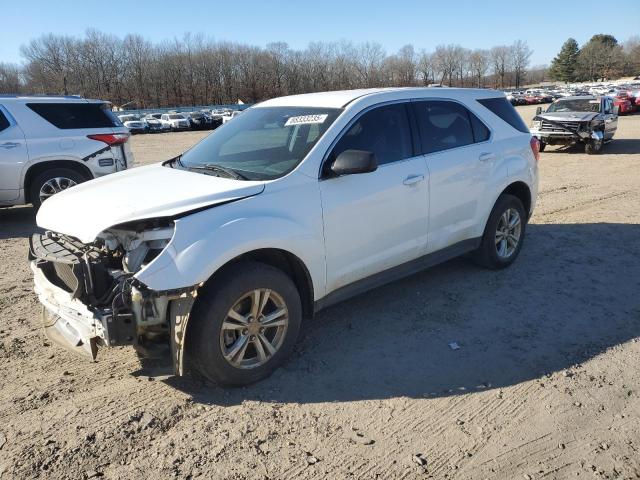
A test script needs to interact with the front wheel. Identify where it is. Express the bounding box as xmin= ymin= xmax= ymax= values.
xmin=585 ymin=139 xmax=603 ymax=154
xmin=473 ymin=194 xmax=526 ymax=269
xmin=188 ymin=262 xmax=302 ymax=386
